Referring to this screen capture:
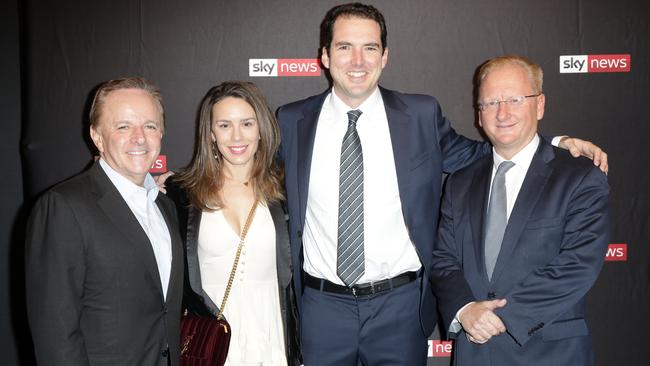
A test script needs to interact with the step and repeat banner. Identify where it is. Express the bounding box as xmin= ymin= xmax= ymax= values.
xmin=17 ymin=0 xmax=648 ymax=365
